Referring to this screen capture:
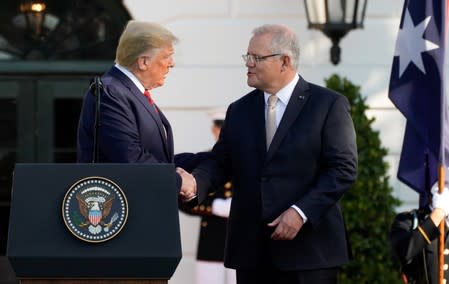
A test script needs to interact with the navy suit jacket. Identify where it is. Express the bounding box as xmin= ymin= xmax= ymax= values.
xmin=77 ymin=66 xmax=181 ymax=185
xmin=194 ymin=75 xmax=358 ymax=270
